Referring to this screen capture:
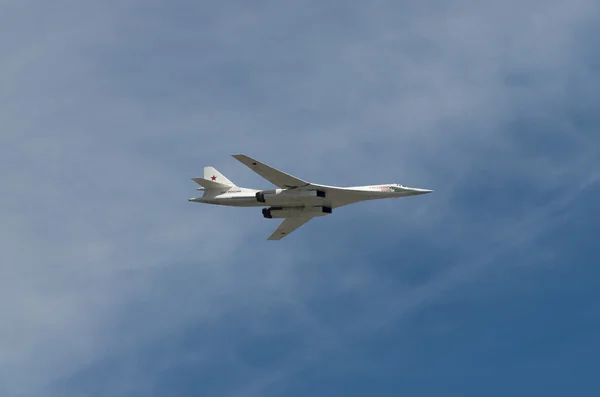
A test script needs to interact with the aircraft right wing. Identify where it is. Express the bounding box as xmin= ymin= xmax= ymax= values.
xmin=232 ymin=154 xmax=309 ymax=189
xmin=268 ymin=217 xmax=313 ymax=240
